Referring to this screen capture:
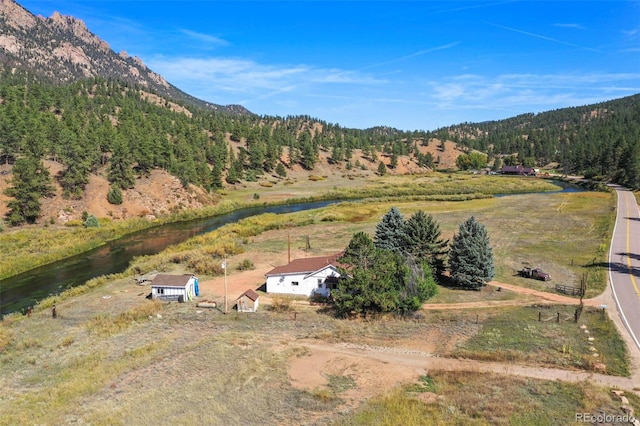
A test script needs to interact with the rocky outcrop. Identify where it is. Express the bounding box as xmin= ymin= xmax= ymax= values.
xmin=0 ymin=0 xmax=249 ymax=114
